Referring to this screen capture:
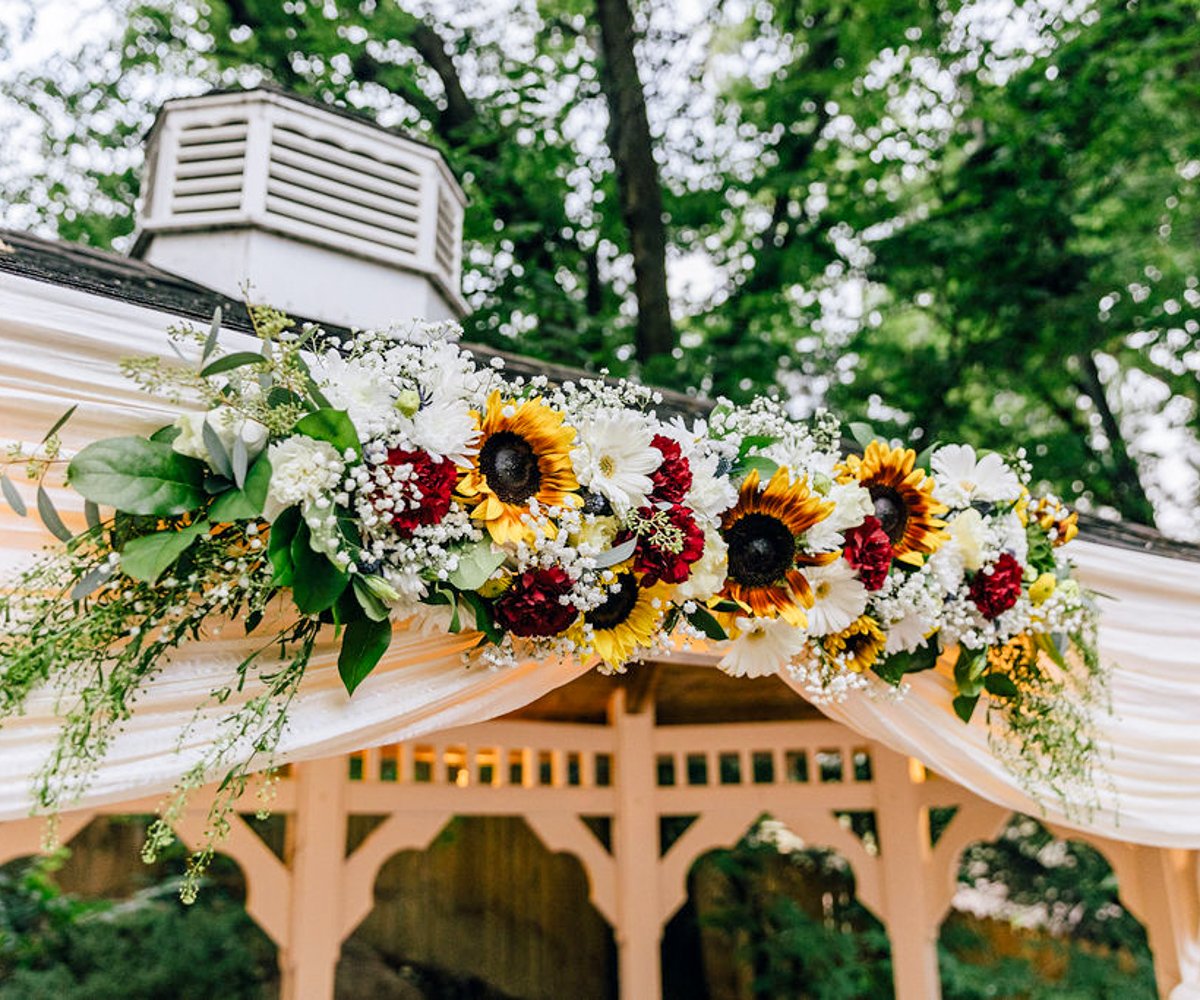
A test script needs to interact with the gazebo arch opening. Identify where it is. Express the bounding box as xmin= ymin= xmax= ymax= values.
xmin=662 ymin=814 xmax=892 ymax=1000
xmin=340 ymin=814 xmax=617 ymax=1000
xmin=939 ymin=814 xmax=1157 ymax=999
